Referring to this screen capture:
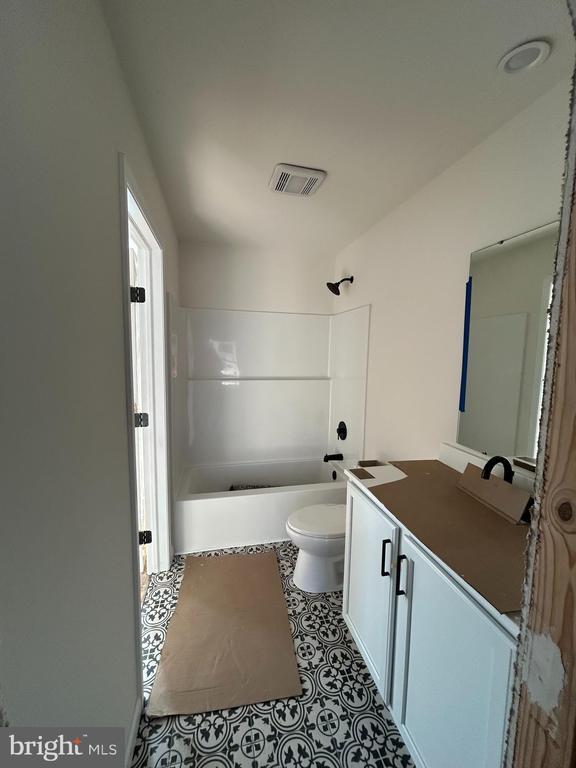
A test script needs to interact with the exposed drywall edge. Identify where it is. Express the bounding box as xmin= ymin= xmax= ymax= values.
xmin=522 ymin=633 xmax=566 ymax=719
xmin=503 ymin=1 xmax=576 ymax=764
